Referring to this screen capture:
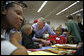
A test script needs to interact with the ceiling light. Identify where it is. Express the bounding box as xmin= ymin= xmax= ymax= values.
xmin=37 ymin=1 xmax=48 ymax=12
xmin=56 ymin=1 xmax=80 ymax=15
xmin=70 ymin=9 xmax=83 ymax=15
